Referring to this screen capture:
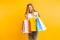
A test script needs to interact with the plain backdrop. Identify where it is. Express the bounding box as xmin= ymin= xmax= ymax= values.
xmin=0 ymin=0 xmax=60 ymax=40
